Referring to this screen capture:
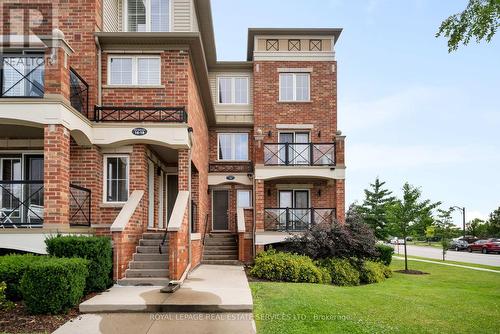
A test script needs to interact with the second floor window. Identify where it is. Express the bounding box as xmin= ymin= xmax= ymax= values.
xmin=218 ymin=133 xmax=248 ymax=161
xmin=127 ymin=0 xmax=170 ymax=32
xmin=218 ymin=77 xmax=248 ymax=104
xmin=279 ymin=73 xmax=310 ymax=102
xmin=108 ymin=56 xmax=161 ymax=86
